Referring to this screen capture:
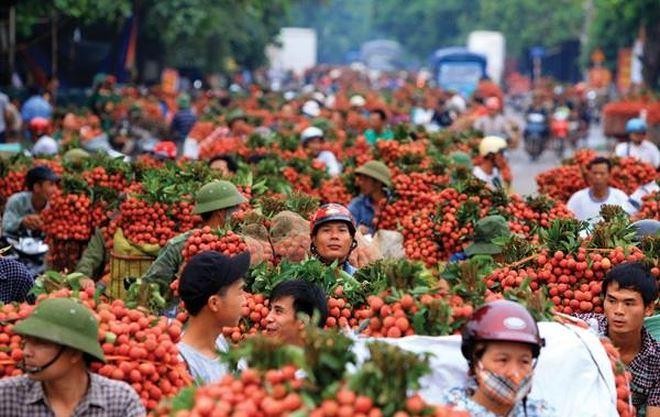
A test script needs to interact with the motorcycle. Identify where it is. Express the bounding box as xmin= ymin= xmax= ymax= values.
xmin=550 ymin=107 xmax=571 ymax=159
xmin=0 ymin=234 xmax=48 ymax=277
xmin=523 ymin=111 xmax=549 ymax=161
